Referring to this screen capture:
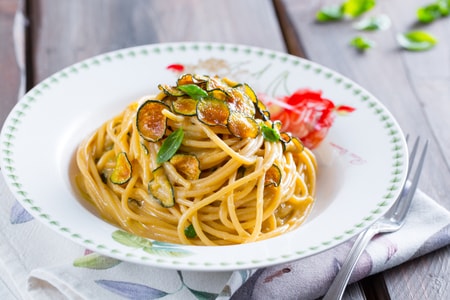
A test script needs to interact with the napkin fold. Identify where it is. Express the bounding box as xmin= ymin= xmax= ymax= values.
xmin=1 ymin=173 xmax=449 ymax=300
